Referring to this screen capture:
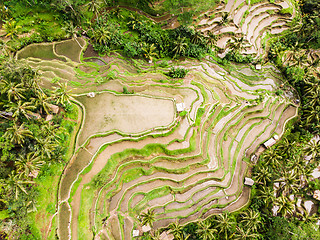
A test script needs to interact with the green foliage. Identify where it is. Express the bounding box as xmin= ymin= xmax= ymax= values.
xmin=166 ymin=67 xmax=189 ymax=78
